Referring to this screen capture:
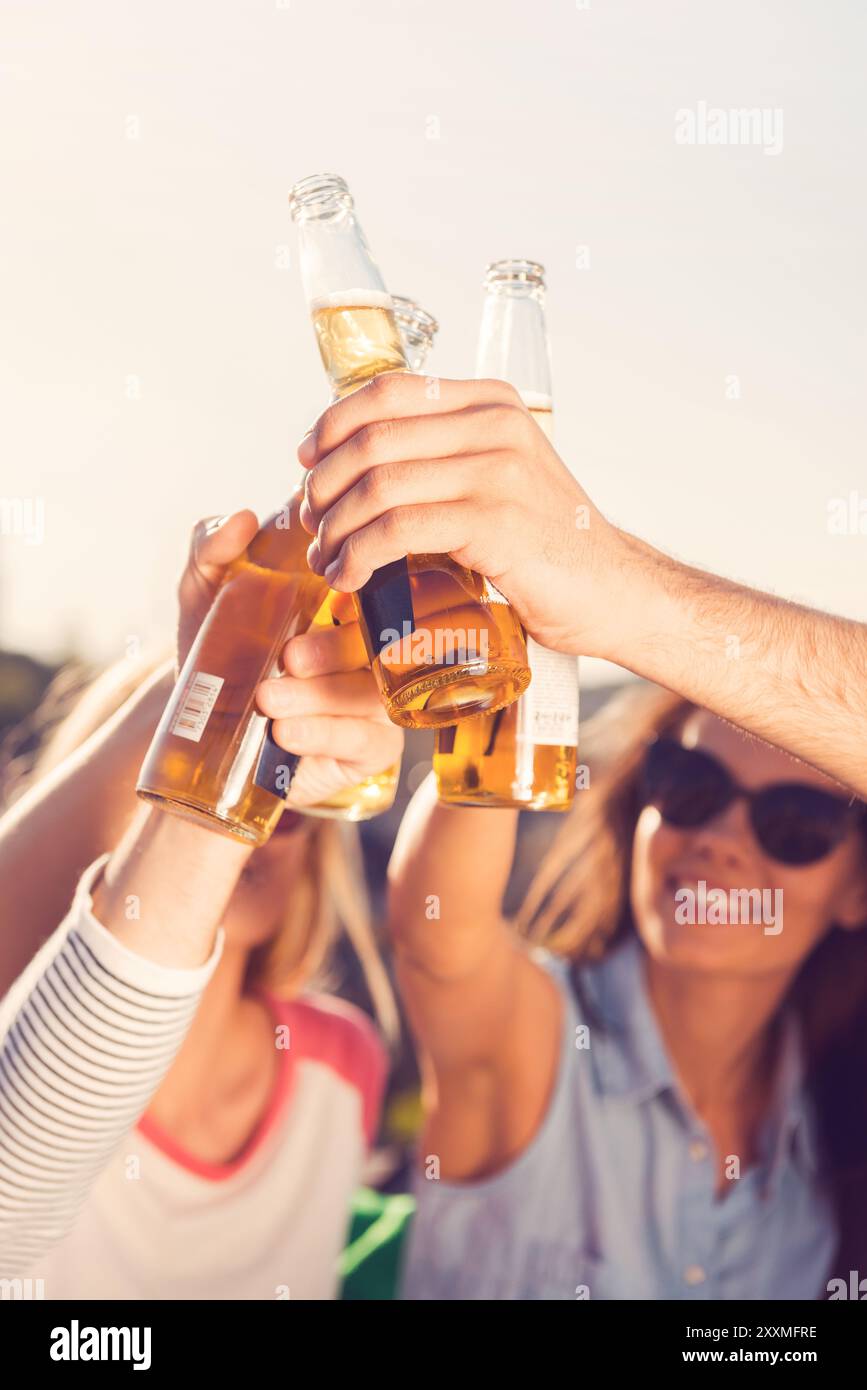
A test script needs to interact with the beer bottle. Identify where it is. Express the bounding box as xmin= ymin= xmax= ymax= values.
xmin=289 ymin=174 xmax=530 ymax=730
xmin=305 ymin=295 xmax=440 ymax=820
xmin=434 ymin=261 xmax=580 ymax=810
